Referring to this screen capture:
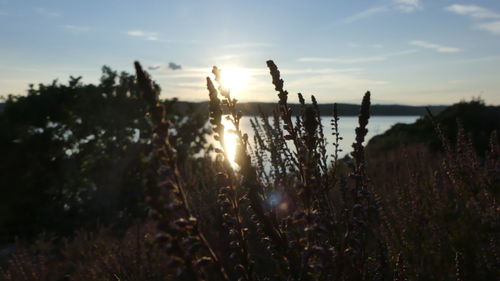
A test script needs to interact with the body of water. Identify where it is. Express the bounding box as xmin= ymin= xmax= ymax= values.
xmin=211 ymin=116 xmax=420 ymax=164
